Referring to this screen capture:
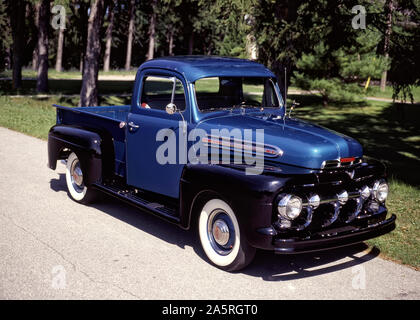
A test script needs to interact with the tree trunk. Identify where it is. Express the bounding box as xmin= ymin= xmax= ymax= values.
xmin=146 ymin=0 xmax=157 ymax=61
xmin=55 ymin=27 xmax=64 ymax=72
xmin=380 ymin=0 xmax=394 ymax=92
xmin=32 ymin=2 xmax=40 ymax=71
xmin=168 ymin=28 xmax=174 ymax=56
xmin=9 ymin=0 xmax=26 ymax=89
xmin=78 ymin=2 xmax=89 ymax=74
xmin=36 ymin=0 xmax=50 ymax=93
xmin=80 ymin=54 xmax=84 ymax=73
xmin=125 ymin=0 xmax=135 ymax=69
xmin=188 ymin=32 xmax=194 ymax=55
xmin=32 ymin=47 xmax=39 ymax=71
xmin=103 ymin=0 xmax=115 ymax=72
xmin=80 ymin=0 xmax=105 ymax=107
